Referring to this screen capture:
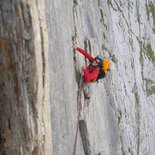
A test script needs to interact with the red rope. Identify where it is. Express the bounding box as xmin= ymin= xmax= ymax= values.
xmin=73 ymin=74 xmax=83 ymax=155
